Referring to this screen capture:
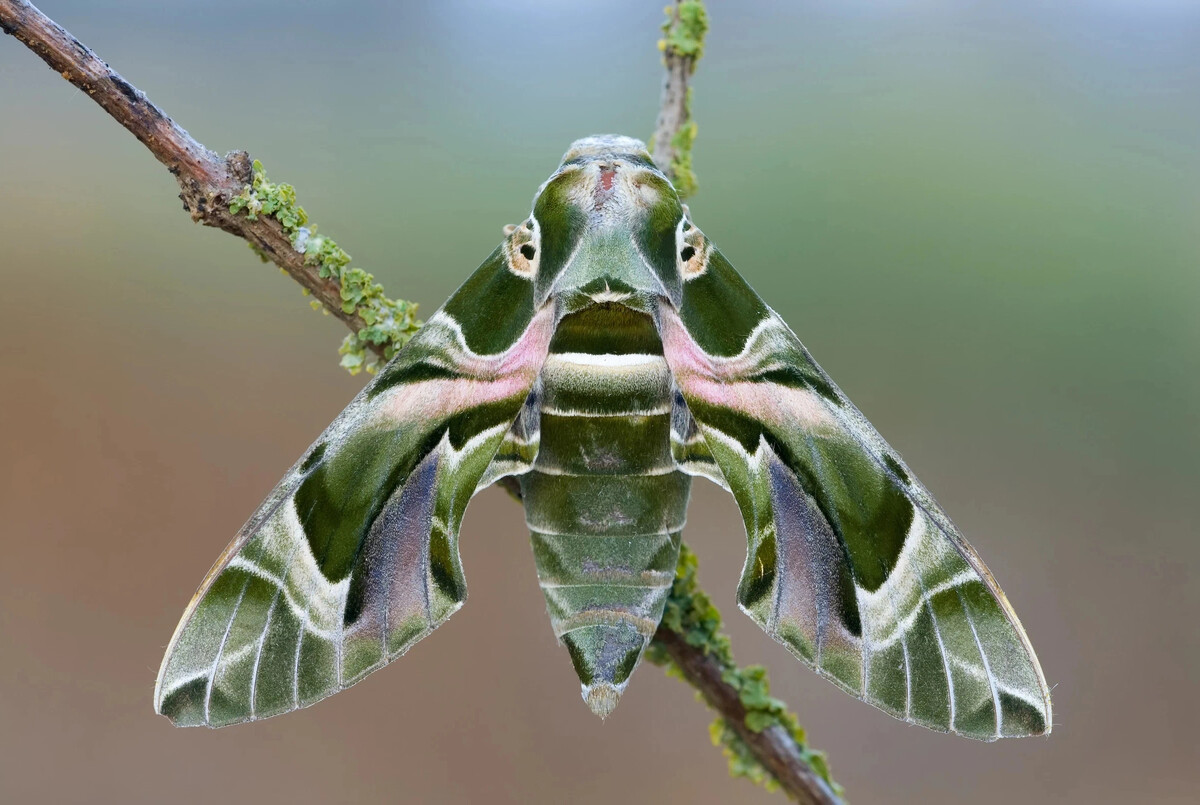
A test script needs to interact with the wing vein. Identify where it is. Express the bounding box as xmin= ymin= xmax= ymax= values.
xmin=880 ymin=577 xmax=913 ymax=720
xmin=248 ymin=591 xmax=281 ymax=721
xmin=958 ymin=588 xmax=1003 ymax=739
xmin=205 ymin=576 xmax=250 ymax=725
xmin=380 ymin=545 xmax=391 ymax=660
xmin=914 ymin=569 xmax=956 ymax=731
xmin=249 ymin=537 xmax=306 ymax=719
xmin=292 ymin=619 xmax=306 ymax=709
